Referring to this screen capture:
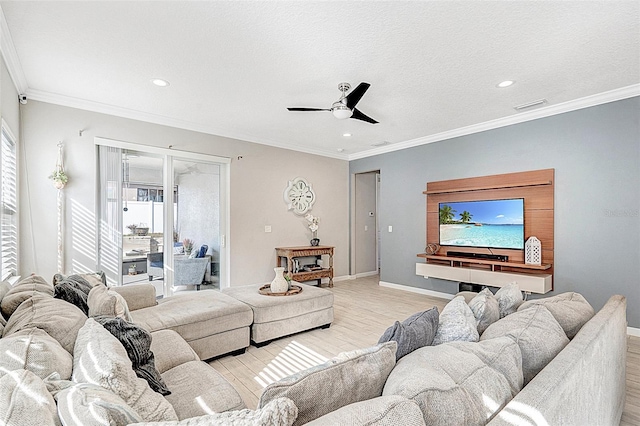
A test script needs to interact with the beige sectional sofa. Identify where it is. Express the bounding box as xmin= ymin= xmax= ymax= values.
xmin=0 ymin=274 xmax=628 ymax=426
